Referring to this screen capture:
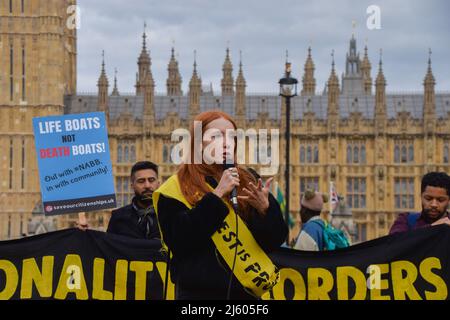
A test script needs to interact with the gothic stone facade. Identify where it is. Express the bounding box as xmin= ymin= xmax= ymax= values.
xmin=1 ymin=1 xmax=450 ymax=242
